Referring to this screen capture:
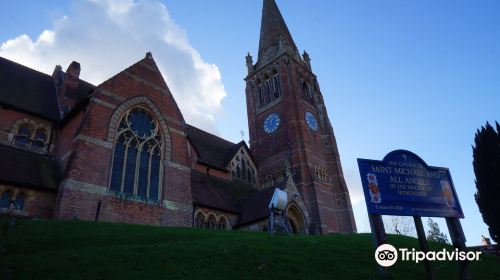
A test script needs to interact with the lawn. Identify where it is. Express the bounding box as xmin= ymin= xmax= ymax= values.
xmin=0 ymin=219 xmax=499 ymax=279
